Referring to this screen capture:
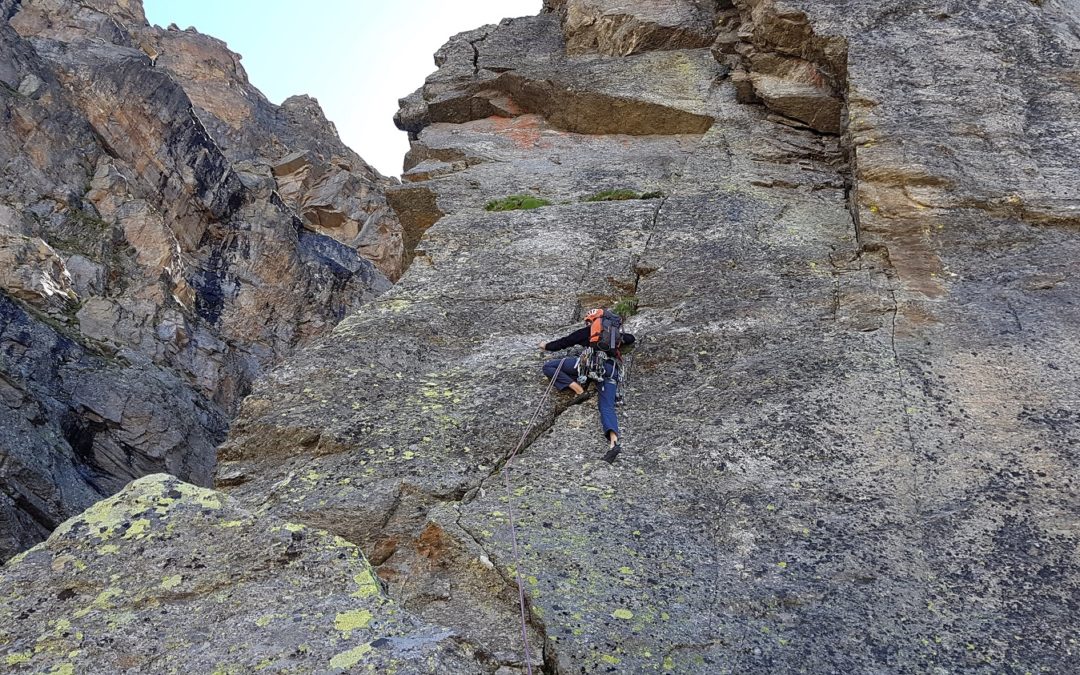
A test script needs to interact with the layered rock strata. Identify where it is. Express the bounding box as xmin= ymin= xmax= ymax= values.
xmin=2 ymin=1 xmax=1078 ymax=674
xmin=0 ymin=0 xmax=394 ymax=559
xmin=556 ymin=0 xmax=720 ymax=56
